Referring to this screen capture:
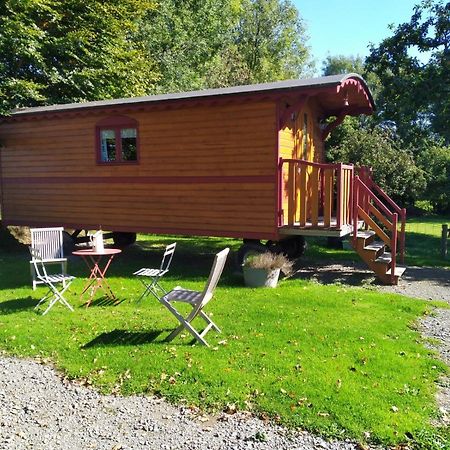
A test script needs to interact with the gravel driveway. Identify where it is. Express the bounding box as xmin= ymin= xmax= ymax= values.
xmin=0 ymin=355 xmax=375 ymax=450
xmin=1 ymin=261 xmax=449 ymax=449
